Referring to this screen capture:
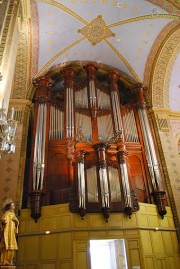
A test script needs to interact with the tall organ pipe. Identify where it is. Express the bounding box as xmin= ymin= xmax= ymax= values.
xmin=138 ymin=108 xmax=162 ymax=189
xmin=64 ymin=68 xmax=75 ymax=138
xmin=94 ymin=143 xmax=110 ymax=220
xmin=33 ymin=102 xmax=47 ymax=191
xmin=138 ymin=109 xmax=157 ymax=189
xmin=116 ymin=149 xmax=133 ymax=216
xmin=109 ymin=72 xmax=124 ymax=138
xmin=120 ymin=163 xmax=132 ymax=208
